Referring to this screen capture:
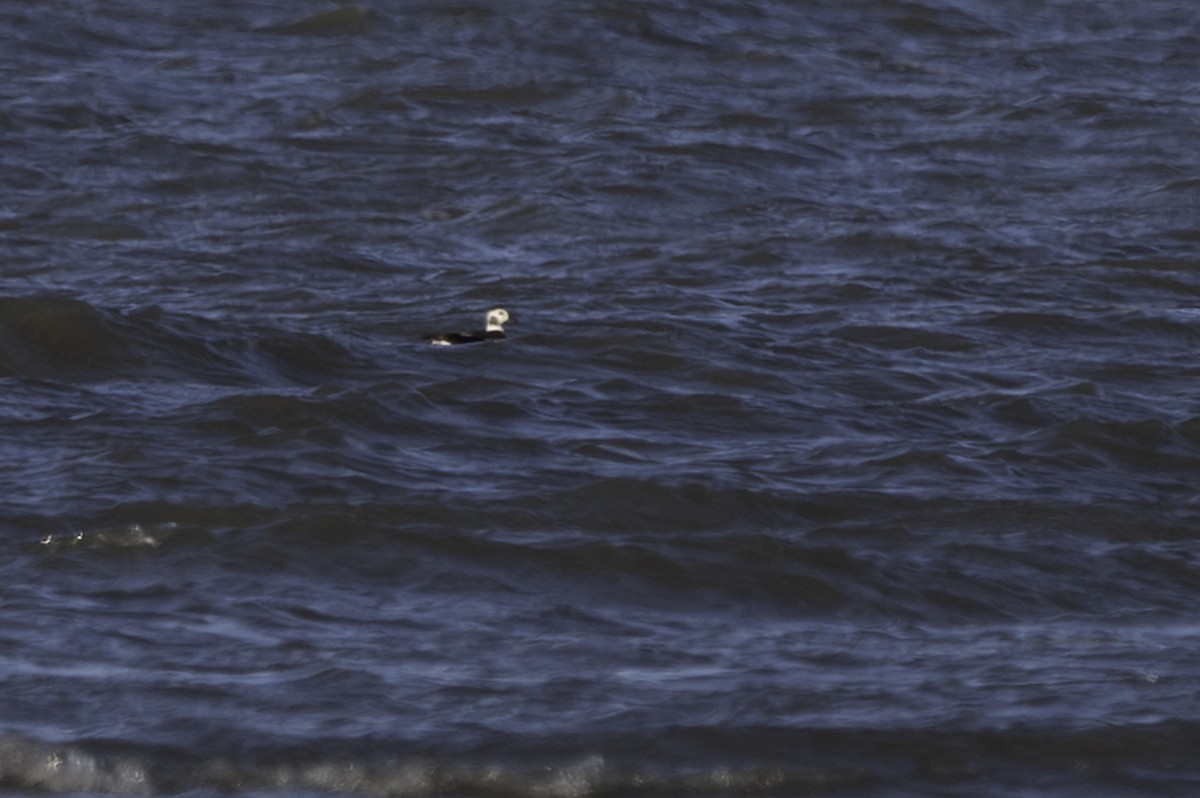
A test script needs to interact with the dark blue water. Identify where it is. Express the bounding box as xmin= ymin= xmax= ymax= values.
xmin=4 ymin=1 xmax=1200 ymax=795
